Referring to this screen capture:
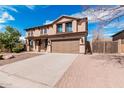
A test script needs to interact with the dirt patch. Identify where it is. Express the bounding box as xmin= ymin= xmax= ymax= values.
xmin=0 ymin=52 xmax=41 ymax=66
xmin=91 ymin=54 xmax=124 ymax=68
